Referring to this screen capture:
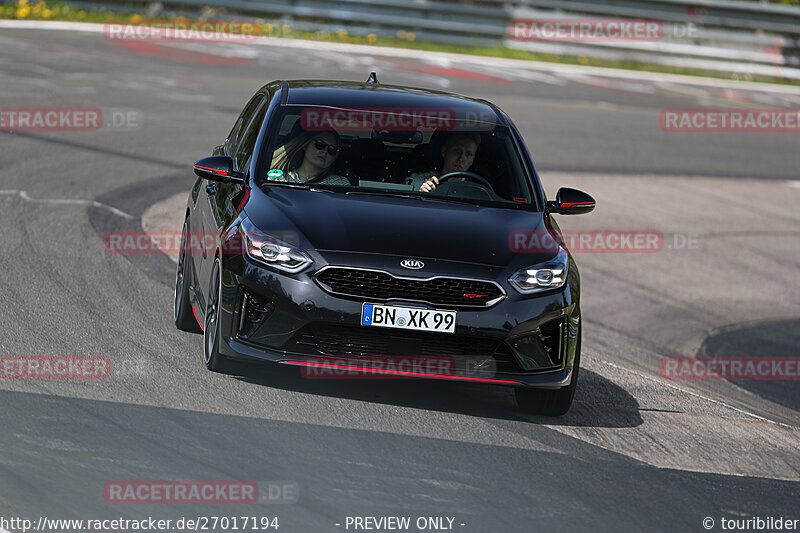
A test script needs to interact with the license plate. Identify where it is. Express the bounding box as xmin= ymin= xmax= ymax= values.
xmin=361 ymin=303 xmax=456 ymax=334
